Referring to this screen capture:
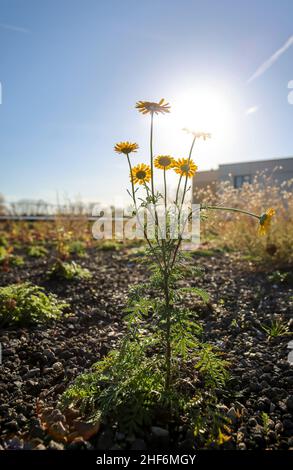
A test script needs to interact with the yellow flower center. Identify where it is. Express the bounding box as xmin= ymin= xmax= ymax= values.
xmin=259 ymin=214 xmax=267 ymax=225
